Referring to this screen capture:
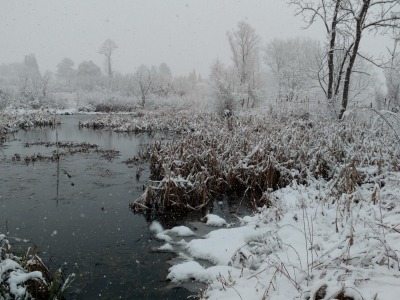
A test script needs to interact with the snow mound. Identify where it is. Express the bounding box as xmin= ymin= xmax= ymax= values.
xmin=149 ymin=220 xmax=164 ymax=234
xmin=166 ymin=226 xmax=195 ymax=237
xmin=205 ymin=214 xmax=226 ymax=227
xmin=158 ymin=243 xmax=173 ymax=251
xmin=167 ymin=261 xmax=204 ymax=283
xmin=155 ymin=233 xmax=172 ymax=242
